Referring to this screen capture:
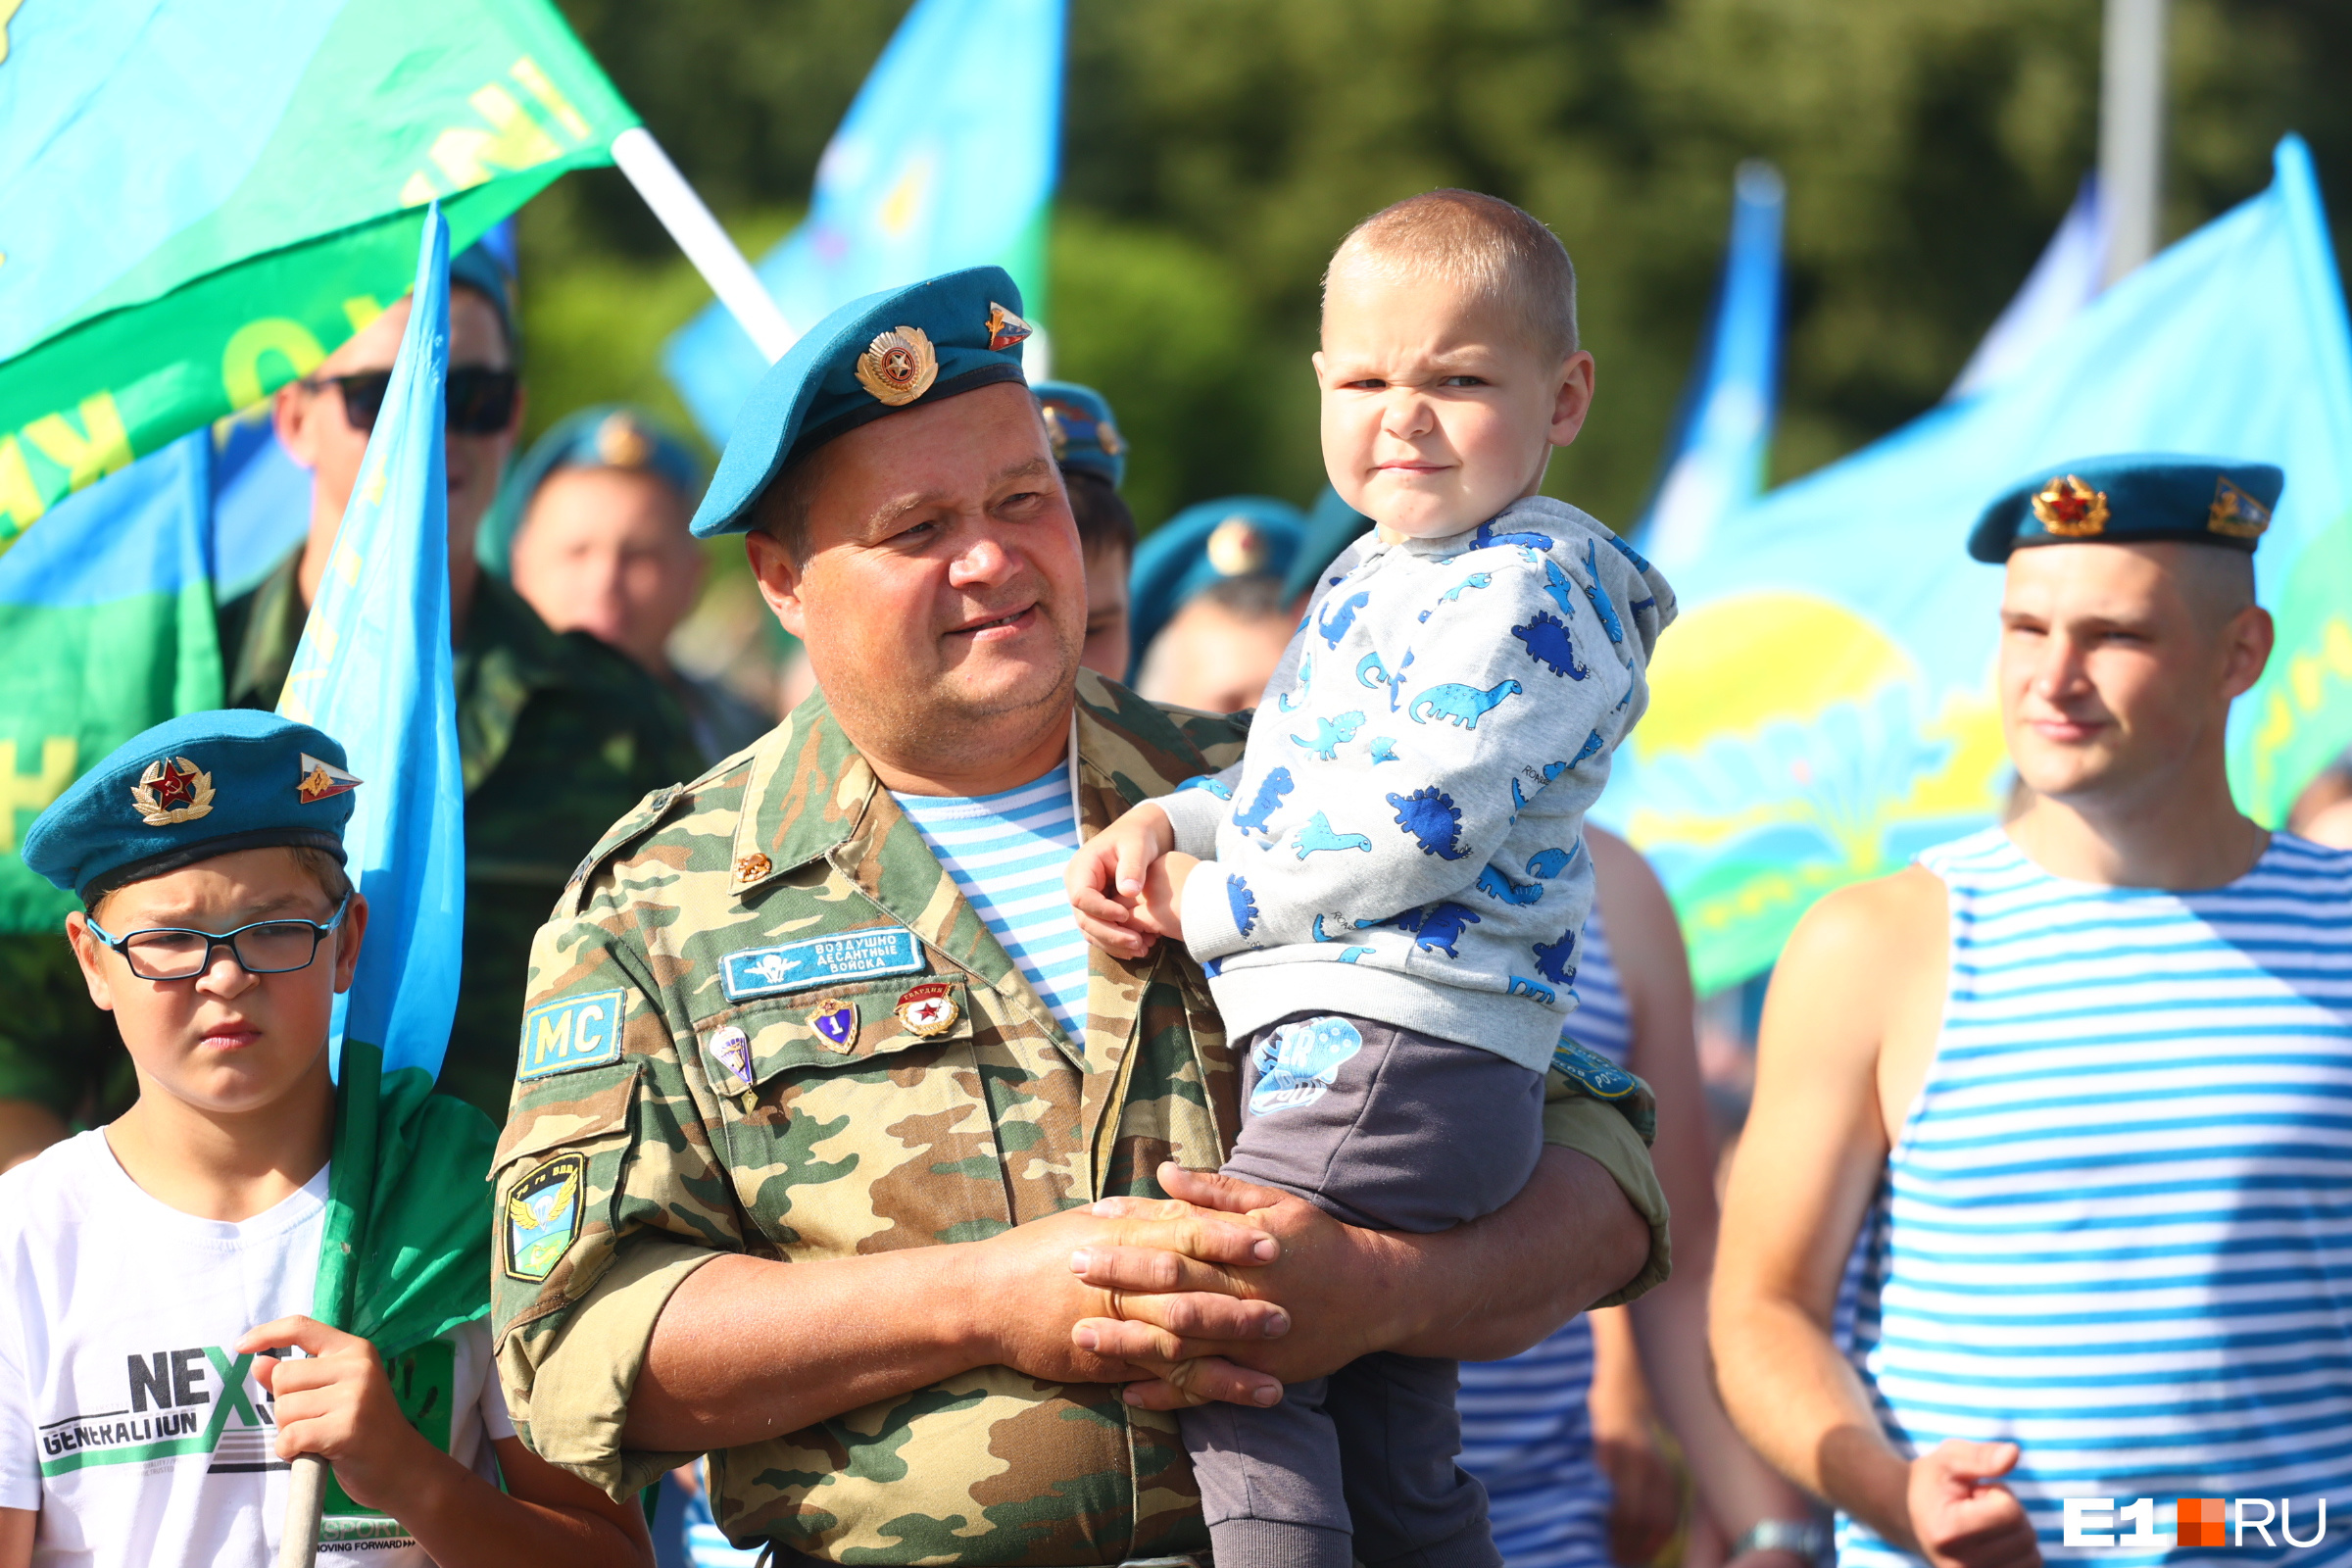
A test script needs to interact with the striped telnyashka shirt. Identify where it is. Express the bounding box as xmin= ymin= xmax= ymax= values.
xmin=1839 ymin=827 xmax=2352 ymax=1568
xmin=893 ymin=764 xmax=1091 ymax=1042
xmin=1456 ymin=906 xmax=1633 ymax=1568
